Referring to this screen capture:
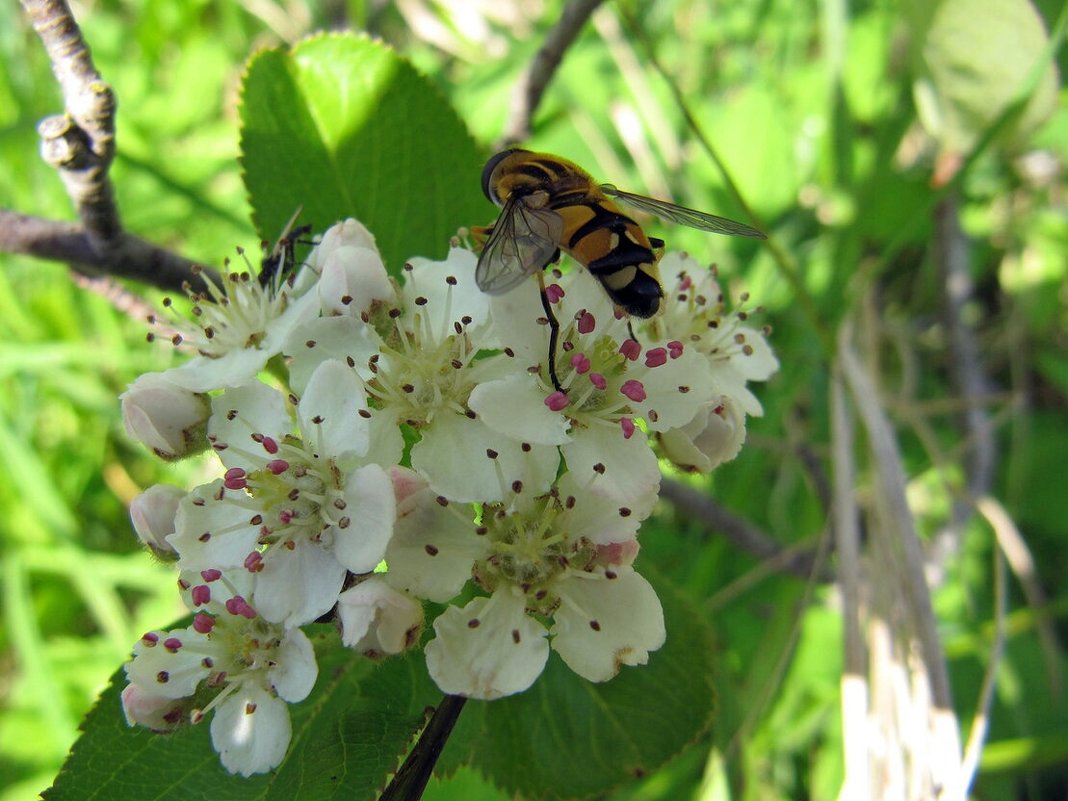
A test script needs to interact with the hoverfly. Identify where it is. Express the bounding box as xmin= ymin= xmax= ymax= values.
xmin=473 ymin=149 xmax=765 ymax=389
